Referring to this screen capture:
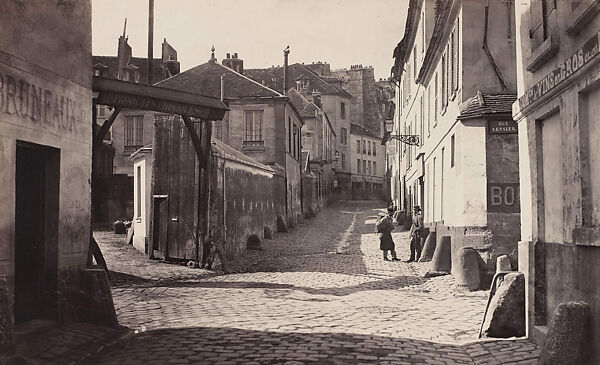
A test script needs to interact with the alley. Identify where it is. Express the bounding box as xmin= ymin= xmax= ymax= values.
xmin=84 ymin=202 xmax=539 ymax=364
